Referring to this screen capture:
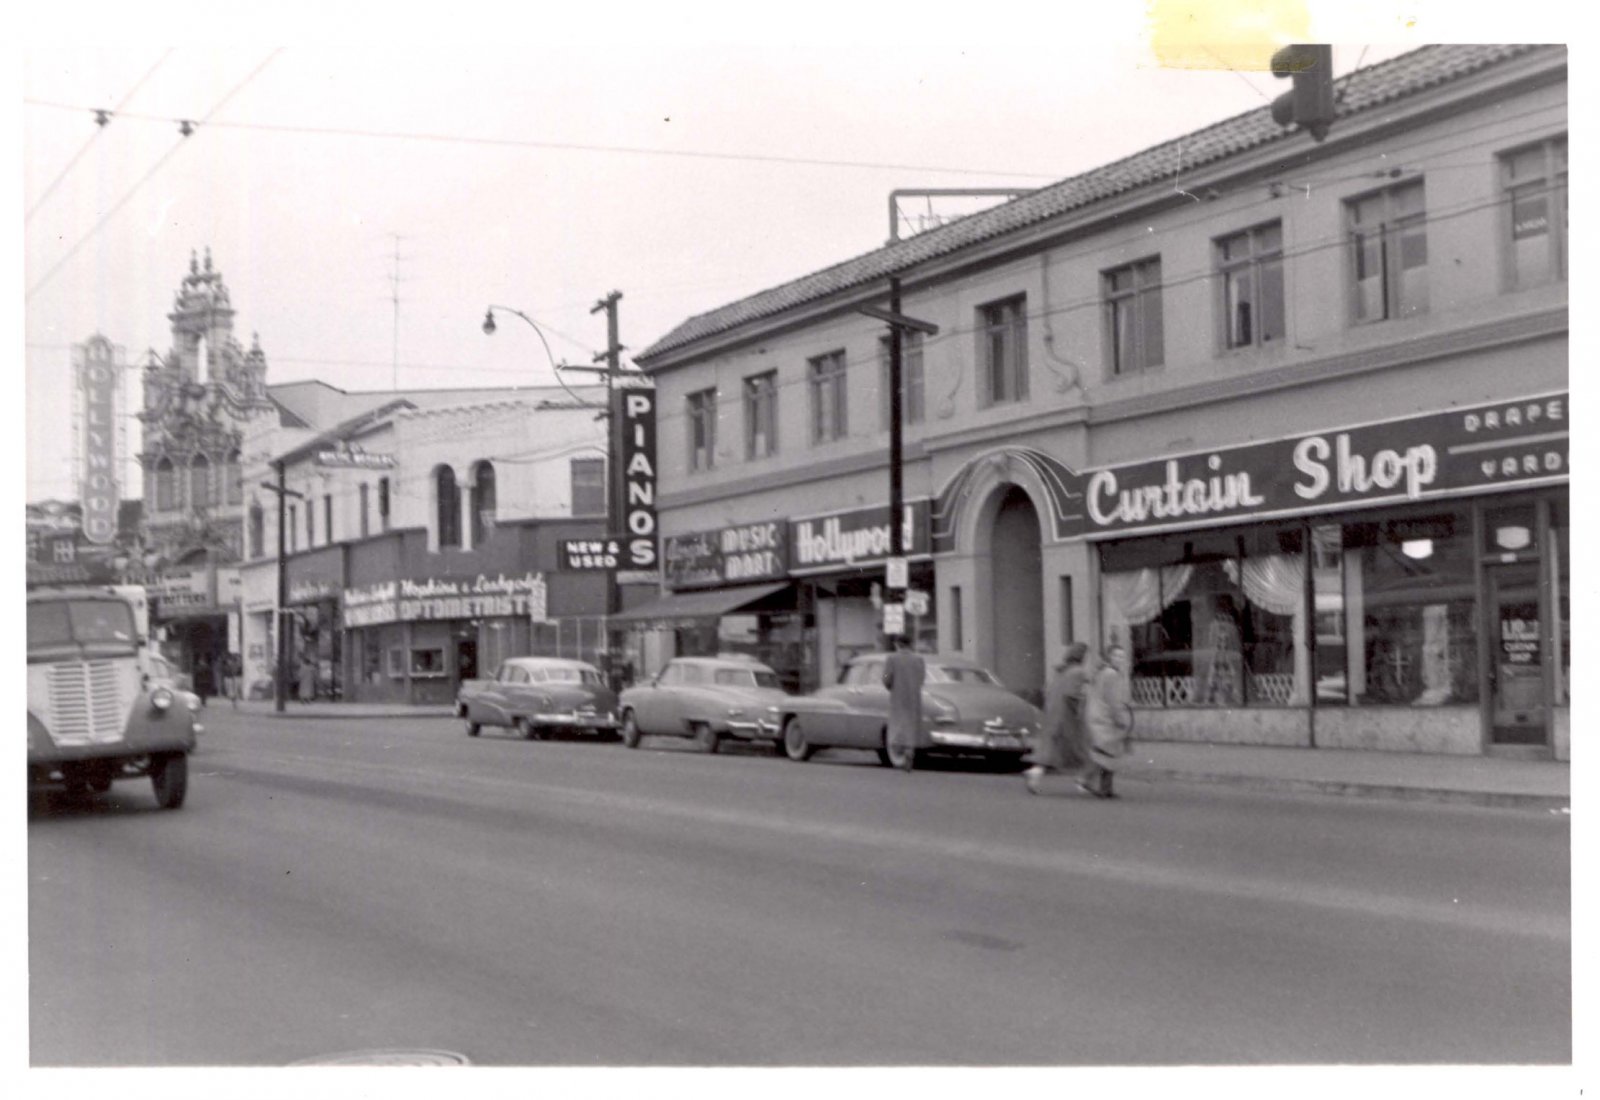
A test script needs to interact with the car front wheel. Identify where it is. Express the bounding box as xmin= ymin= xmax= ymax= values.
xmin=150 ymin=752 xmax=188 ymax=809
xmin=693 ymin=722 xmax=720 ymax=754
xmin=783 ymin=717 xmax=814 ymax=762
xmin=881 ymin=732 xmax=923 ymax=771
xmin=621 ymin=711 xmax=642 ymax=749
xmin=515 ymin=717 xmax=540 ymax=741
